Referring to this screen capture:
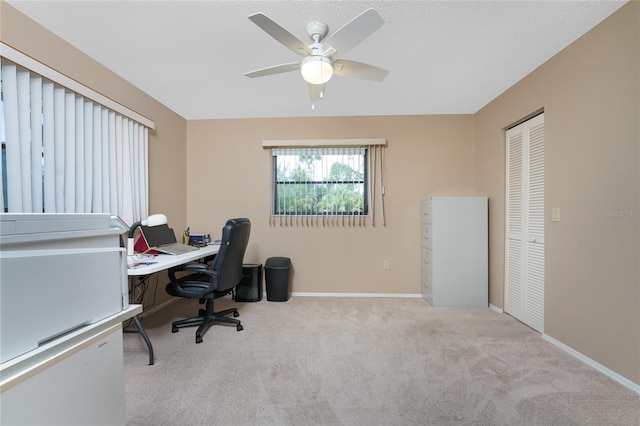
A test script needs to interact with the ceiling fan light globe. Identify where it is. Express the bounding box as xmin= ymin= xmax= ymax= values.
xmin=301 ymin=56 xmax=333 ymax=85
